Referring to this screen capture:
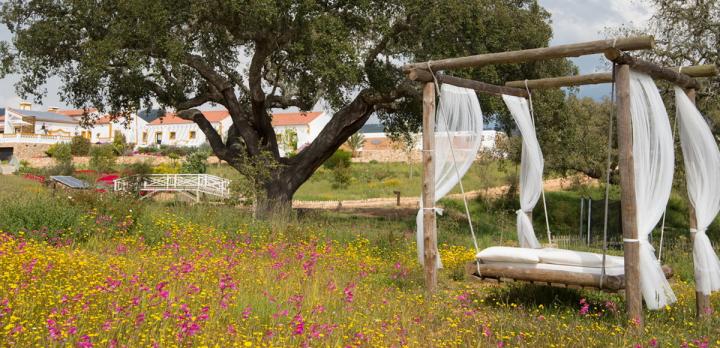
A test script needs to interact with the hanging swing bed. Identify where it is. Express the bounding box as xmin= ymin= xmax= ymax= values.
xmin=404 ymin=37 xmax=719 ymax=319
